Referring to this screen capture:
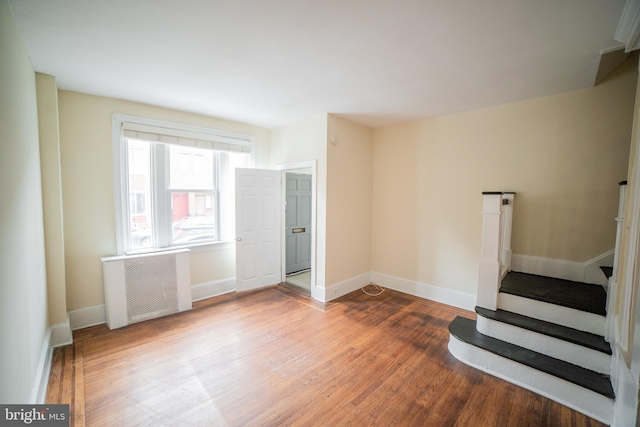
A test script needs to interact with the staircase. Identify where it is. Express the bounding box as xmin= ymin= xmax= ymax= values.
xmin=448 ymin=271 xmax=614 ymax=423
xmin=447 ymin=191 xmax=623 ymax=425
